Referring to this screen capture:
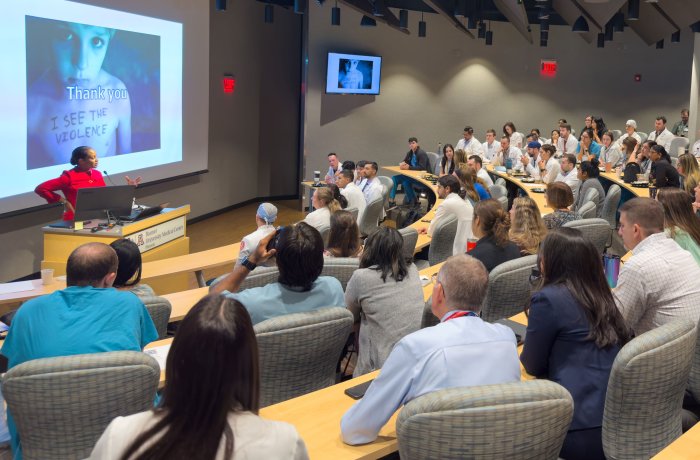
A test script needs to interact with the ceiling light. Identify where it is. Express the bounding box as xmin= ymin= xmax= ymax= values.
xmin=692 ymin=21 xmax=700 ymax=33
xmin=485 ymin=30 xmax=493 ymax=45
xmin=294 ymin=0 xmax=306 ymax=14
xmin=418 ymin=14 xmax=426 ymax=37
xmin=478 ymin=21 xmax=486 ymax=39
xmin=215 ymin=0 xmax=226 ymax=11
xmin=360 ymin=15 xmax=376 ymax=26
xmin=372 ymin=0 xmax=384 ymax=17
xmin=331 ymin=5 xmax=340 ymax=25
xmin=671 ymin=30 xmax=680 ymax=42
xmin=264 ymin=4 xmax=273 ymax=23
xmin=656 ymin=39 xmax=664 ymax=49
xmin=612 ymin=12 xmax=624 ymax=33
xmin=399 ymin=9 xmax=408 ymax=29
xmin=597 ymin=33 xmax=605 ymax=48
xmin=628 ymin=0 xmax=640 ymax=20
